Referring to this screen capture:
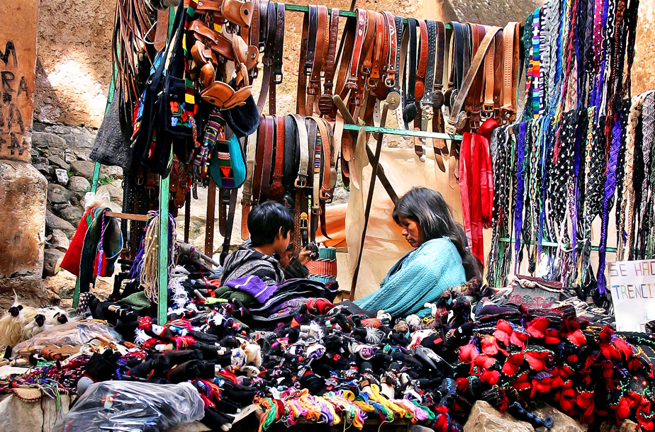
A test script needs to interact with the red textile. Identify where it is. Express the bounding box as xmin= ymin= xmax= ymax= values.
xmin=459 ymin=119 xmax=497 ymax=264
xmin=60 ymin=208 xmax=95 ymax=276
